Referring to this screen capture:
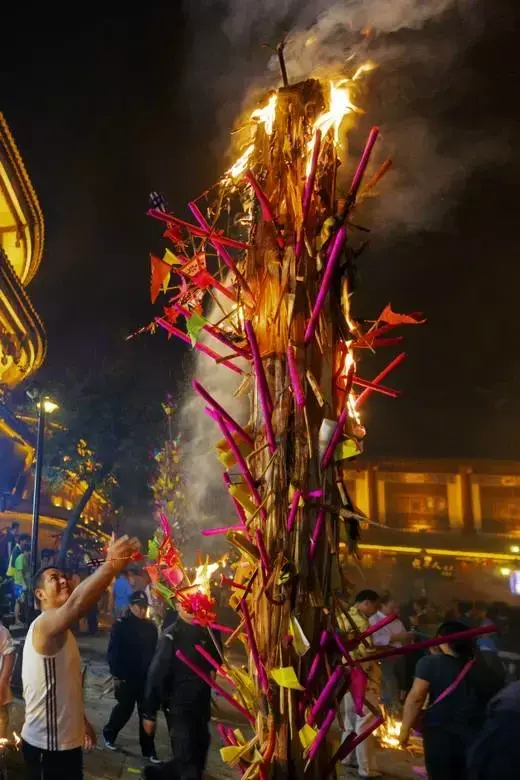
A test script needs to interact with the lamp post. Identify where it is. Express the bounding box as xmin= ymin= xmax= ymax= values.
xmin=28 ymin=395 xmax=58 ymax=609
